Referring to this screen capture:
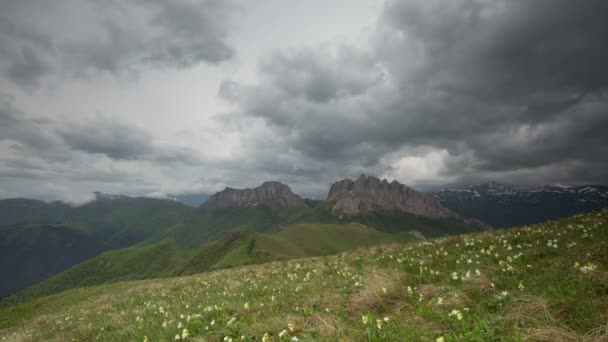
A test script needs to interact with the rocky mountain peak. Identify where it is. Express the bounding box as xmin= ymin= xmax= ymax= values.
xmin=327 ymin=175 xmax=460 ymax=219
xmin=201 ymin=181 xmax=306 ymax=210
